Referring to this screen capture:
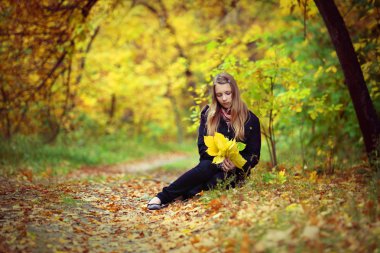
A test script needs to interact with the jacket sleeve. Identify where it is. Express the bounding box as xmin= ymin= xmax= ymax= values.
xmin=241 ymin=113 xmax=261 ymax=172
xmin=197 ymin=105 xmax=213 ymax=161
